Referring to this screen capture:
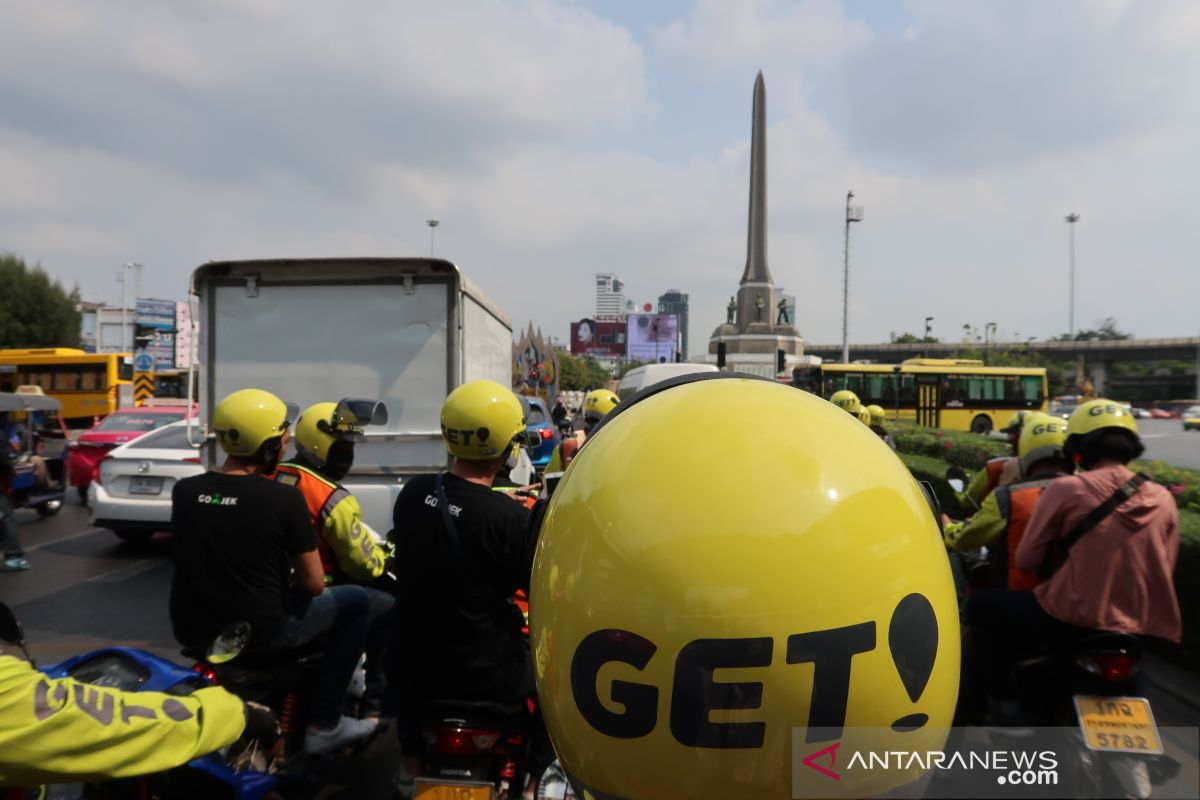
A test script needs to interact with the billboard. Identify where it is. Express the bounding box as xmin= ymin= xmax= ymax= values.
xmin=626 ymin=313 xmax=678 ymax=364
xmin=175 ymin=301 xmax=197 ymax=369
xmin=135 ymin=298 xmax=176 ymax=330
xmin=570 ymin=318 xmax=626 ymax=358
